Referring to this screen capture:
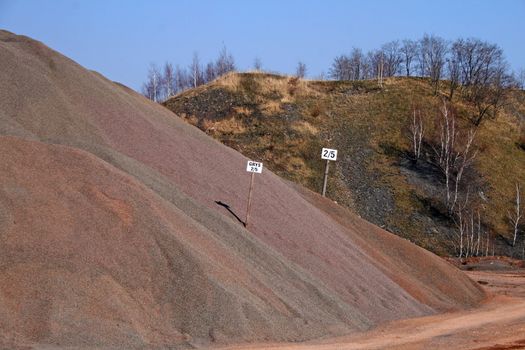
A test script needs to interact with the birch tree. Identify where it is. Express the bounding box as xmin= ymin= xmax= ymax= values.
xmin=142 ymin=63 xmax=161 ymax=102
xmin=163 ymin=62 xmax=175 ymax=99
xmin=432 ymin=101 xmax=478 ymax=213
xmin=189 ymin=52 xmax=204 ymax=88
xmin=434 ymin=101 xmax=456 ymax=208
xmin=508 ymin=183 xmax=523 ymax=247
xmin=349 ymin=48 xmax=364 ymax=80
xmin=450 ymin=129 xmax=478 ymax=213
xmin=454 ymin=189 xmax=470 ymax=259
xmin=409 ymin=108 xmax=424 ymax=160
